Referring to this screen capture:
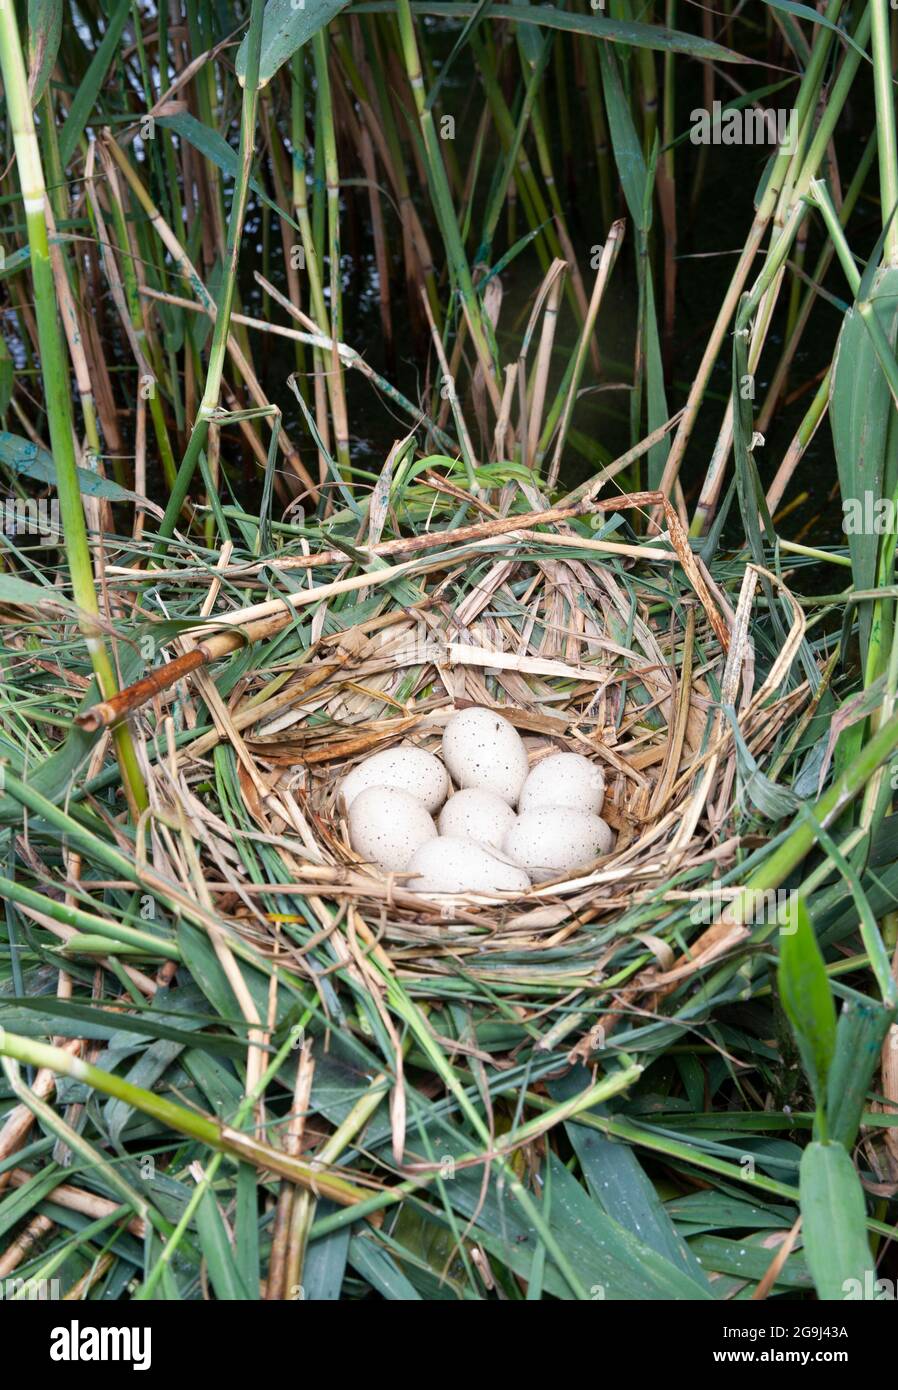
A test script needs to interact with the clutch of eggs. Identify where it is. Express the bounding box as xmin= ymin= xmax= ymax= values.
xmin=340 ymin=709 xmax=614 ymax=890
